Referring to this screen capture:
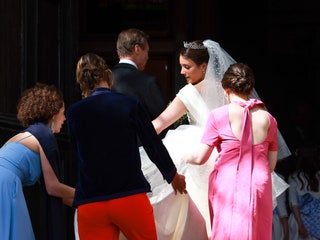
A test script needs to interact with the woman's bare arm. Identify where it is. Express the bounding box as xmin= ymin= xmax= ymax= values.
xmin=39 ymin=146 xmax=75 ymax=207
xmin=152 ymin=97 xmax=187 ymax=134
xmin=268 ymin=151 xmax=277 ymax=172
